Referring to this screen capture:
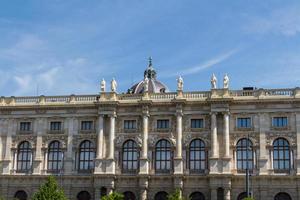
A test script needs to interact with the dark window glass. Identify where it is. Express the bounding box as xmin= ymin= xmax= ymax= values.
xmin=155 ymin=139 xmax=172 ymax=173
xmin=189 ymin=192 xmax=205 ymax=200
xmin=122 ymin=140 xmax=139 ymax=172
xmin=191 ymin=119 xmax=204 ymax=129
xmin=17 ymin=141 xmax=32 ymax=172
xmin=77 ymin=191 xmax=91 ymax=200
xmin=274 ymin=192 xmax=292 ymax=200
xmin=78 ymin=140 xmax=95 ymax=171
xmin=217 ymin=188 xmax=224 ymax=200
xmin=123 ymin=191 xmax=136 ymax=200
xmin=272 ymin=117 xmax=288 ymax=127
xmin=236 ymin=138 xmax=253 ymax=171
xmin=273 ymin=138 xmax=290 ymax=171
xmin=237 ymin=192 xmax=247 ymax=200
xmin=237 ymin=118 xmax=251 ymax=128
xmin=81 ymin=121 xmax=93 ymax=130
xmin=50 ymin=121 xmax=62 ymax=131
xmin=14 ymin=190 xmax=28 ymax=200
xmin=48 ymin=141 xmax=63 ymax=172
xmin=154 ymin=192 xmax=168 ymax=200
xmin=20 ymin=122 xmax=31 ymax=131
xmin=189 ymin=139 xmax=206 ymax=172
xmin=124 ymin=120 xmax=137 ymax=130
xmin=157 ymin=120 xmax=169 ymax=129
